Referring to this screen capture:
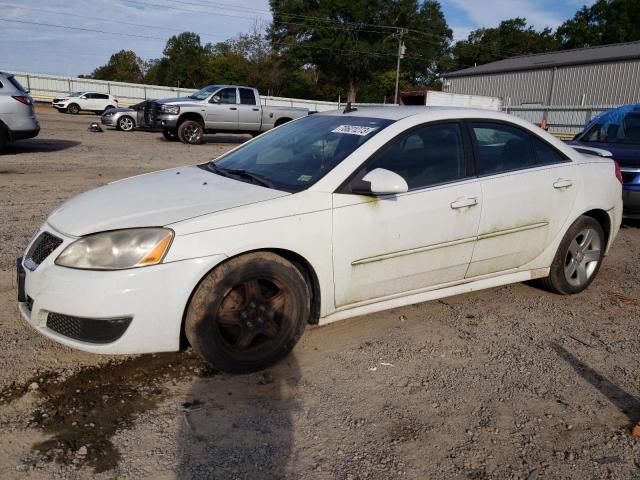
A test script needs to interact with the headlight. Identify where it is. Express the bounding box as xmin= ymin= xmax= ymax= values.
xmin=55 ymin=228 xmax=173 ymax=270
xmin=161 ymin=104 xmax=180 ymax=114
